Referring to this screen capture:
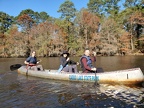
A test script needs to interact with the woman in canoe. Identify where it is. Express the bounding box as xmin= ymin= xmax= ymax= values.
xmin=58 ymin=51 xmax=79 ymax=73
xmin=24 ymin=51 xmax=44 ymax=71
